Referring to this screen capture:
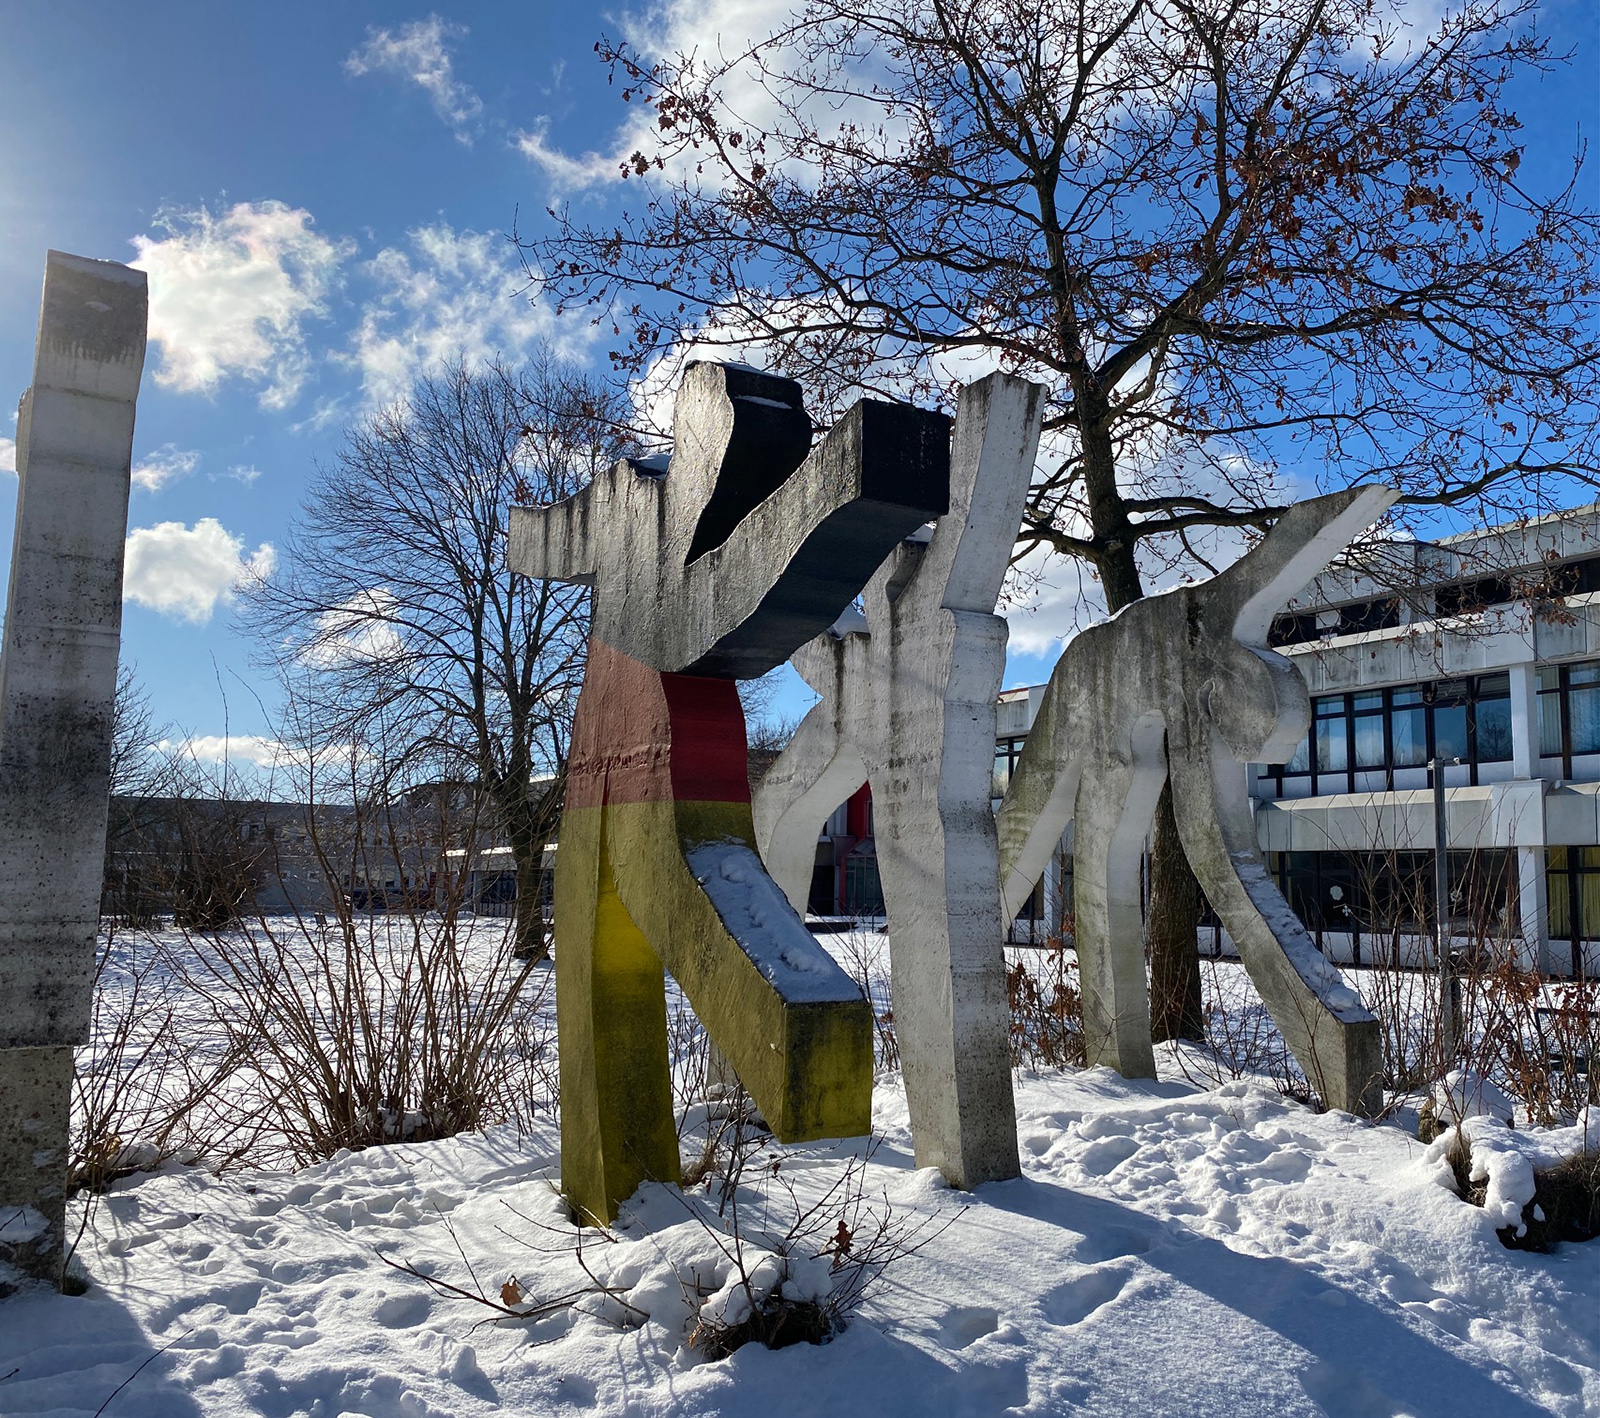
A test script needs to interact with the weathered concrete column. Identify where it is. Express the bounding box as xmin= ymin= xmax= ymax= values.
xmin=755 ymin=373 xmax=1044 ymax=1188
xmin=0 ymin=253 xmax=146 ymax=1288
